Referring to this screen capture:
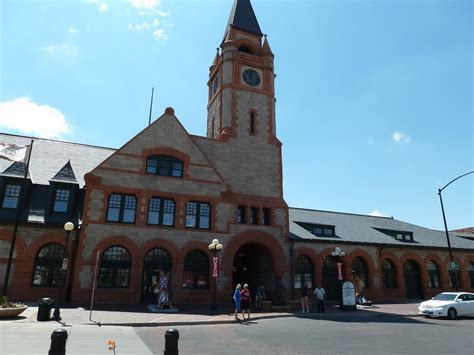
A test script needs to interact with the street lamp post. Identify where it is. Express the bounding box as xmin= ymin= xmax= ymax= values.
xmin=438 ymin=171 xmax=473 ymax=292
xmin=331 ymin=247 xmax=348 ymax=310
xmin=208 ymin=238 xmax=223 ymax=311
xmin=52 ymin=222 xmax=74 ymax=321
